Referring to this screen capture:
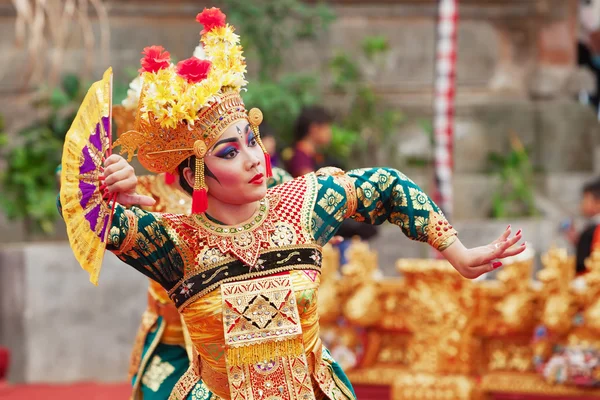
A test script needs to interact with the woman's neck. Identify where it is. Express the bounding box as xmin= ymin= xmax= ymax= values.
xmin=205 ymin=197 xmax=260 ymax=226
